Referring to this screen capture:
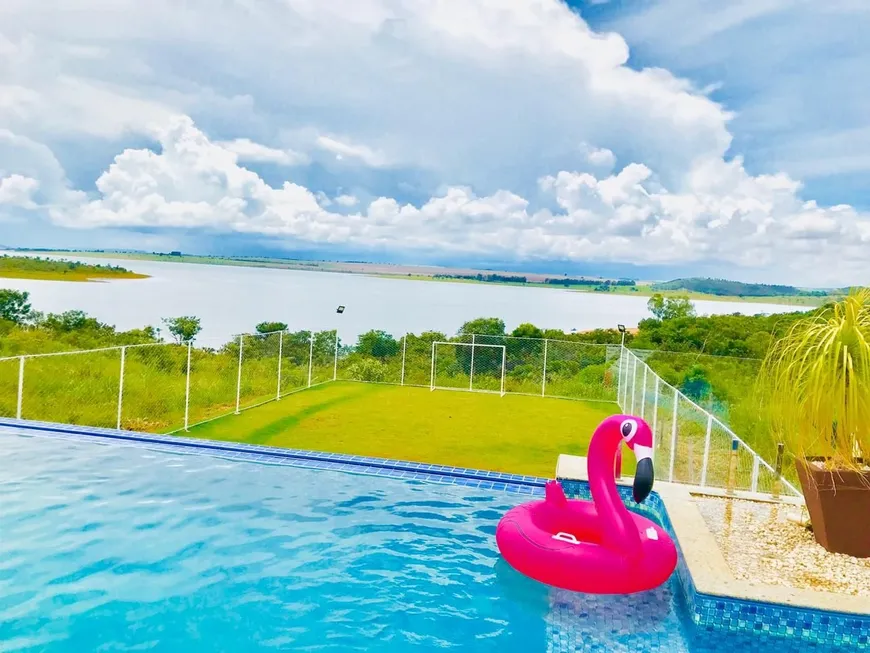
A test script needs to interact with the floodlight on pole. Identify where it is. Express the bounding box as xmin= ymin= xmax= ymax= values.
xmin=618 ymin=324 xmax=627 ymax=348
